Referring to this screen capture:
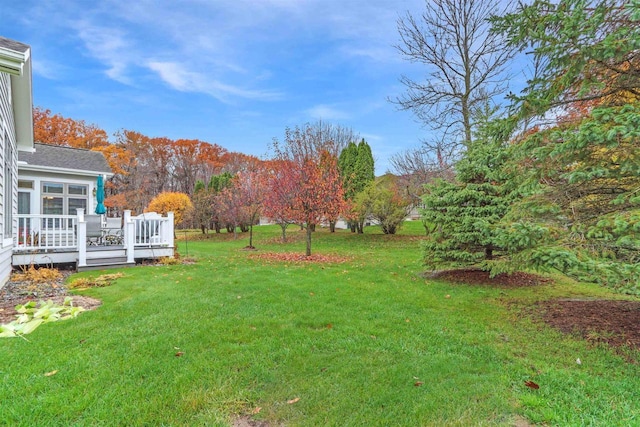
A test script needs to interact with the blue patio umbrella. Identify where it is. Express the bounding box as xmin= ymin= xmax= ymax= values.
xmin=95 ymin=175 xmax=107 ymax=215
